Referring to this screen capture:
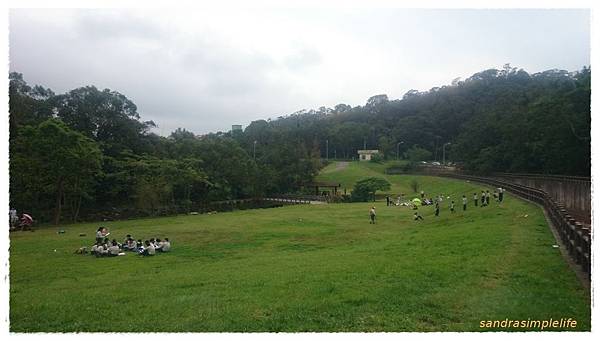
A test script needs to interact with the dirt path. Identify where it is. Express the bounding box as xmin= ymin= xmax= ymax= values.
xmin=322 ymin=161 xmax=349 ymax=173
